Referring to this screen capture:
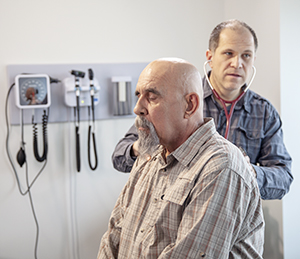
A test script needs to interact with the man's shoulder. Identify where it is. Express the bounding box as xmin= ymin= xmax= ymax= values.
xmin=195 ymin=133 xmax=257 ymax=189
xmin=246 ymin=89 xmax=278 ymax=110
